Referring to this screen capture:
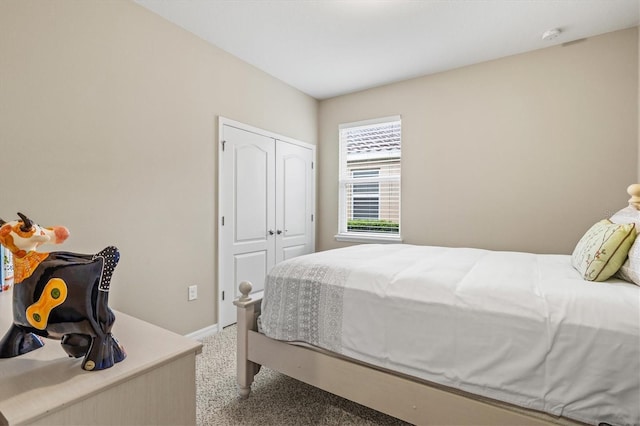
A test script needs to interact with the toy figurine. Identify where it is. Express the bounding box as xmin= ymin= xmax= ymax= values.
xmin=0 ymin=213 xmax=125 ymax=371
